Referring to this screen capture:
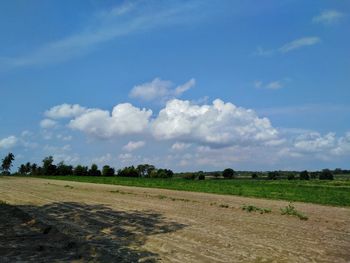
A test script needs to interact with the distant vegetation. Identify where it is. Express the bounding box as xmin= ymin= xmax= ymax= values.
xmin=1 ymin=153 xmax=350 ymax=206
